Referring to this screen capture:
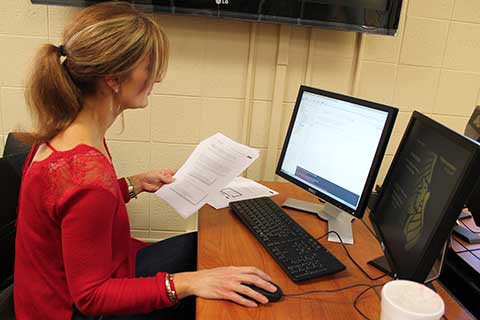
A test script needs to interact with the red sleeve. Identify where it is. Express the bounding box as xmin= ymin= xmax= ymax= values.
xmin=117 ymin=178 xmax=131 ymax=203
xmin=130 ymin=238 xmax=149 ymax=264
xmin=60 ymin=186 xmax=174 ymax=316
xmin=131 ymin=237 xmax=149 ymax=251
